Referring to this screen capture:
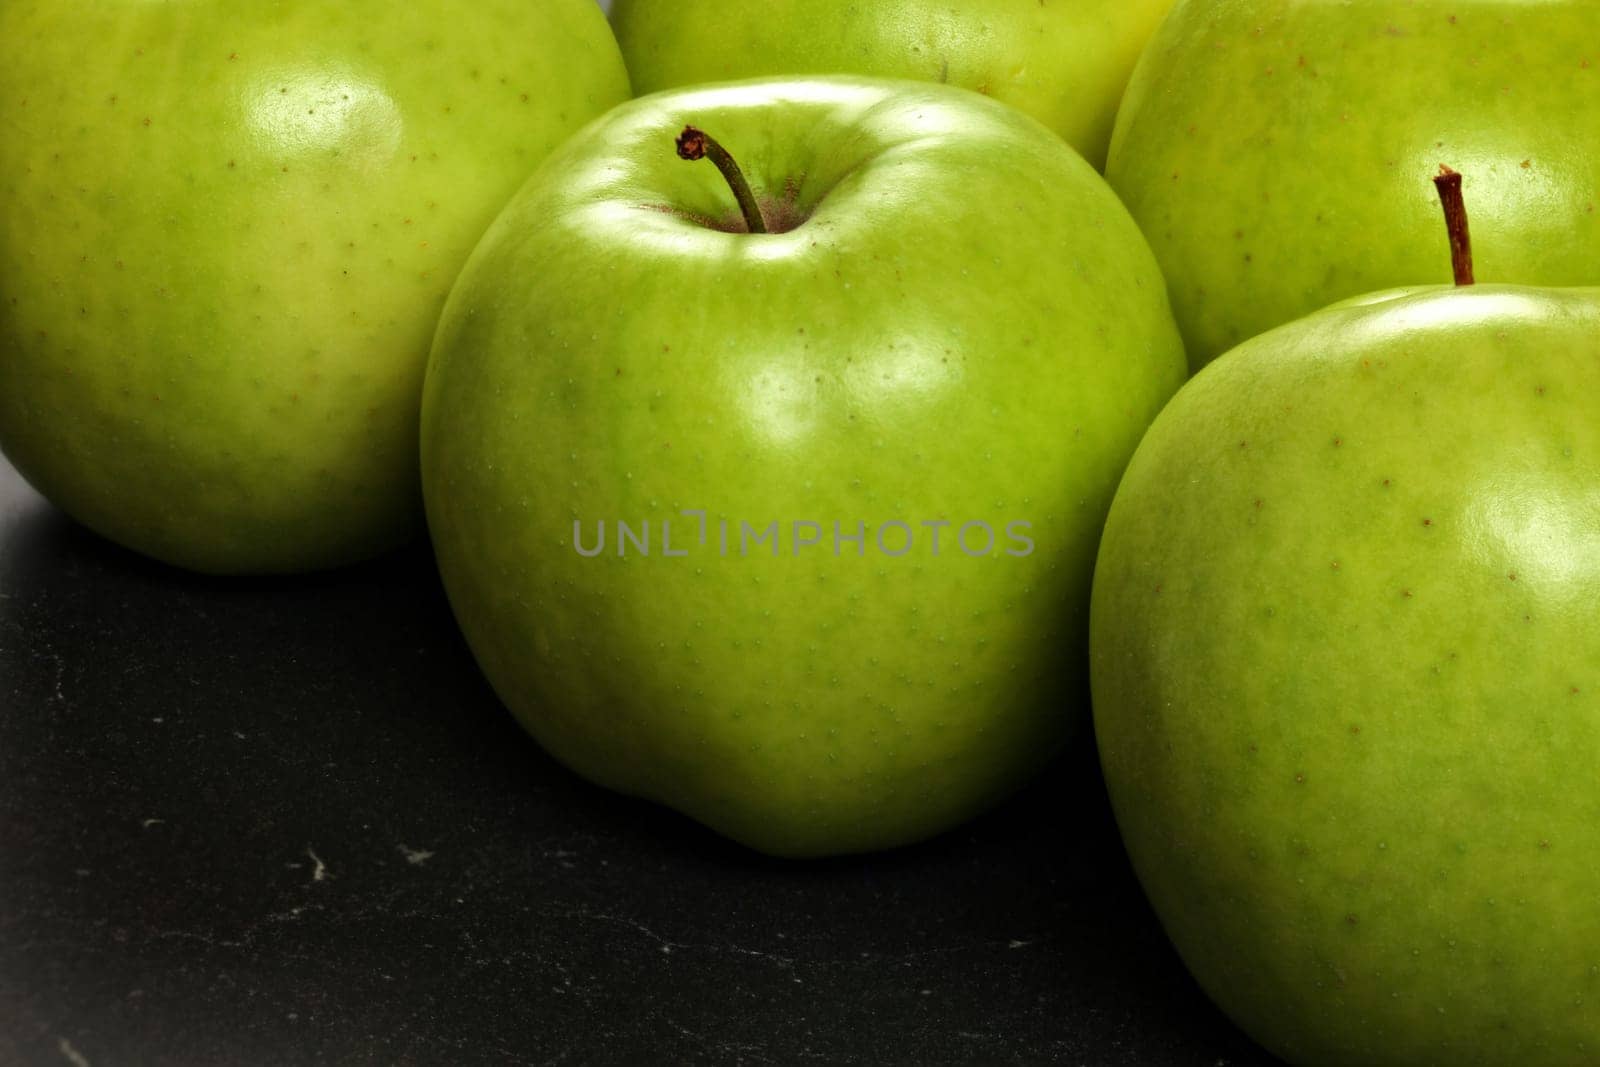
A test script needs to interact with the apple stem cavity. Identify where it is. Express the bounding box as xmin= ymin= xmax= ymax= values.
xmin=1432 ymin=166 xmax=1475 ymax=287
xmin=676 ymin=125 xmax=768 ymax=234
